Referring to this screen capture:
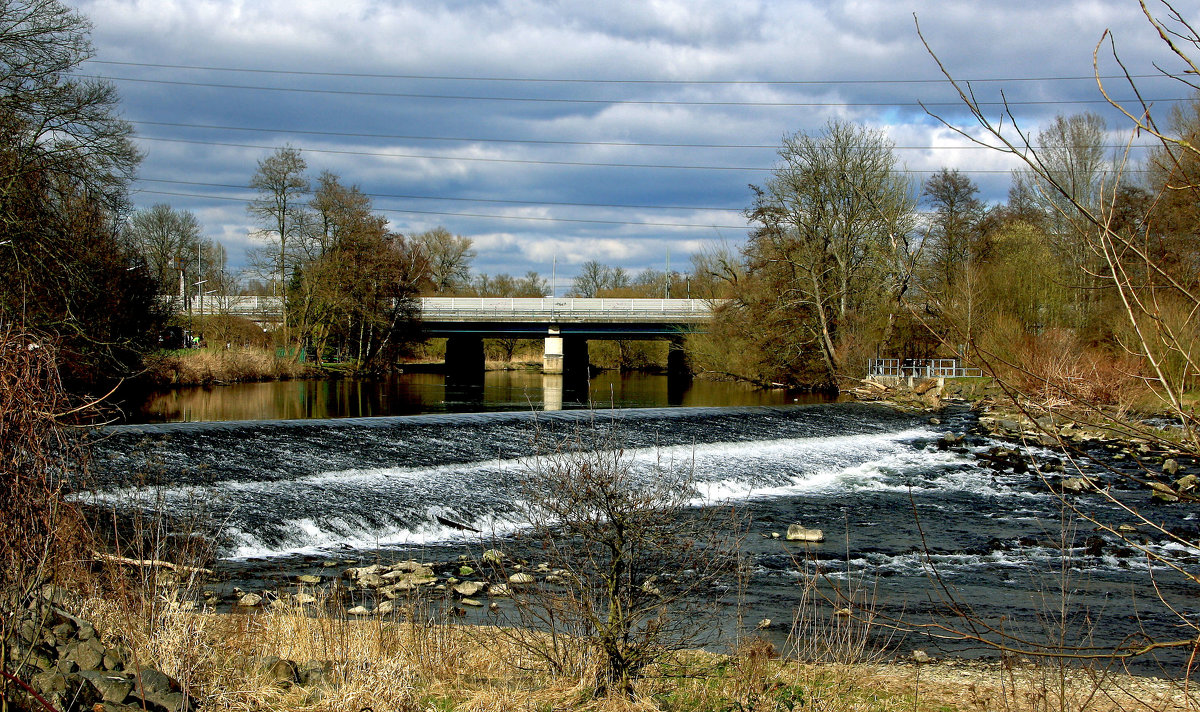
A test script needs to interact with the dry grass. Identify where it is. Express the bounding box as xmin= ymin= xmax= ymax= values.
xmin=70 ymin=586 xmax=1200 ymax=712
xmin=145 ymin=347 xmax=316 ymax=386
